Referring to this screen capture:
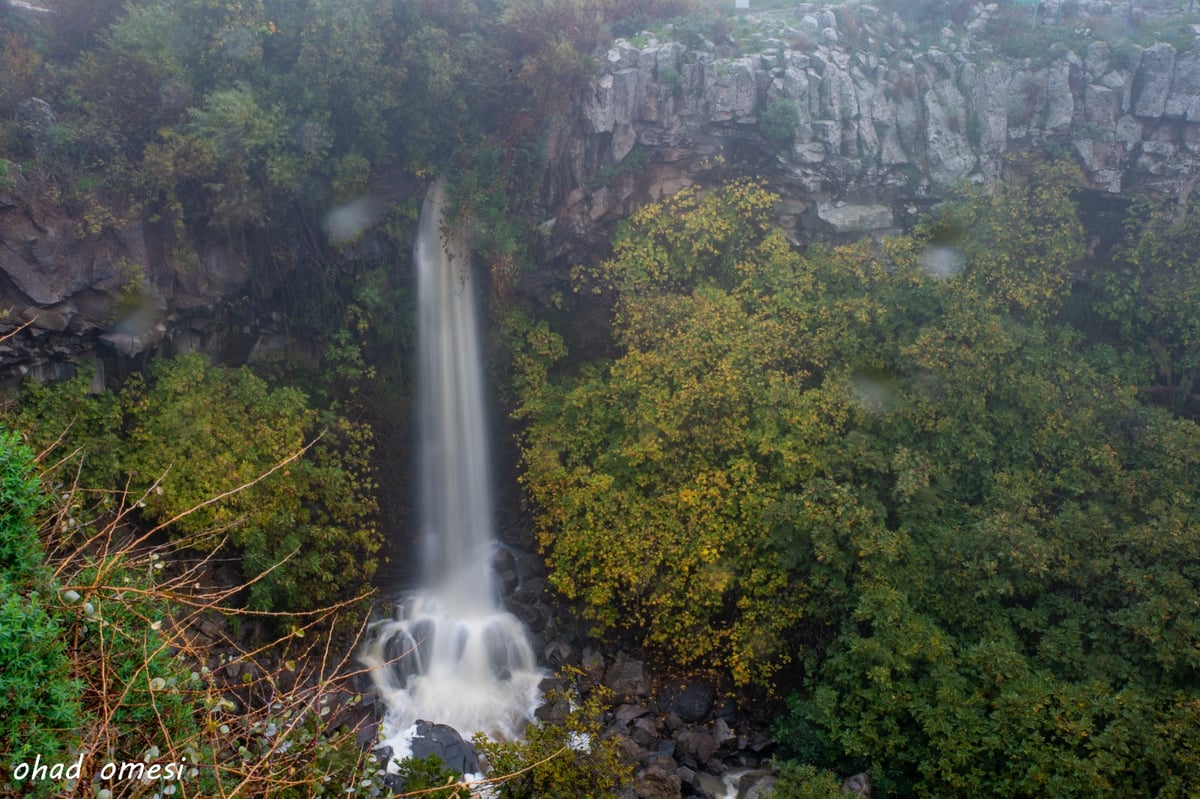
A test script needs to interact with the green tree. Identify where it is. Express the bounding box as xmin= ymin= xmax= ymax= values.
xmin=1095 ymin=197 xmax=1200 ymax=418
xmin=516 ymin=180 xmax=879 ymax=684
